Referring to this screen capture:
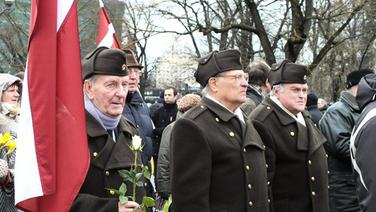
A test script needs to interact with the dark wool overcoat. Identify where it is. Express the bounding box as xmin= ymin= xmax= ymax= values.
xmin=250 ymin=96 xmax=329 ymax=212
xmin=70 ymin=111 xmax=145 ymax=212
xmin=171 ymin=97 xmax=269 ymax=212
